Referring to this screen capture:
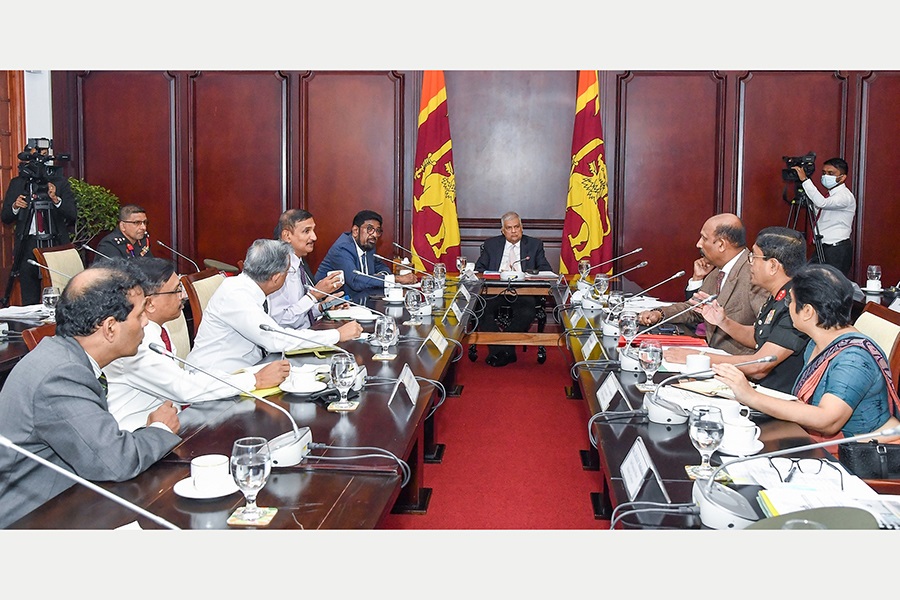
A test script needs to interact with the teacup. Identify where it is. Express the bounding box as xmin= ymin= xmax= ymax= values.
xmin=191 ymin=454 xmax=229 ymax=493
xmin=328 ymin=270 xmax=345 ymax=286
xmin=718 ymin=401 xmax=751 ymax=422
xmin=866 ymin=278 xmax=882 ymax=291
xmin=386 ymin=285 xmax=404 ymax=301
xmin=685 ymin=353 xmax=711 ymax=373
xmin=723 ymin=418 xmax=760 ymax=450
